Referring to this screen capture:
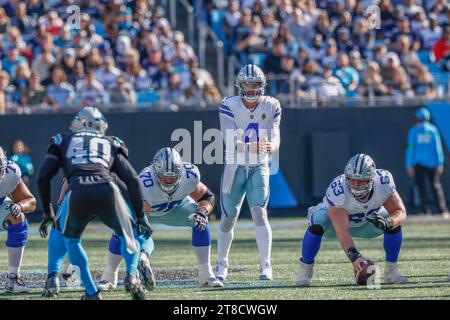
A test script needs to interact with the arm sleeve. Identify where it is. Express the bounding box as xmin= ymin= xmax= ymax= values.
xmin=111 ymin=153 xmax=144 ymax=218
xmin=405 ymin=127 xmax=415 ymax=169
xmin=37 ymin=146 xmax=61 ymax=214
xmin=269 ymin=101 xmax=282 ymax=152
xmin=434 ymin=128 xmax=445 ymax=166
